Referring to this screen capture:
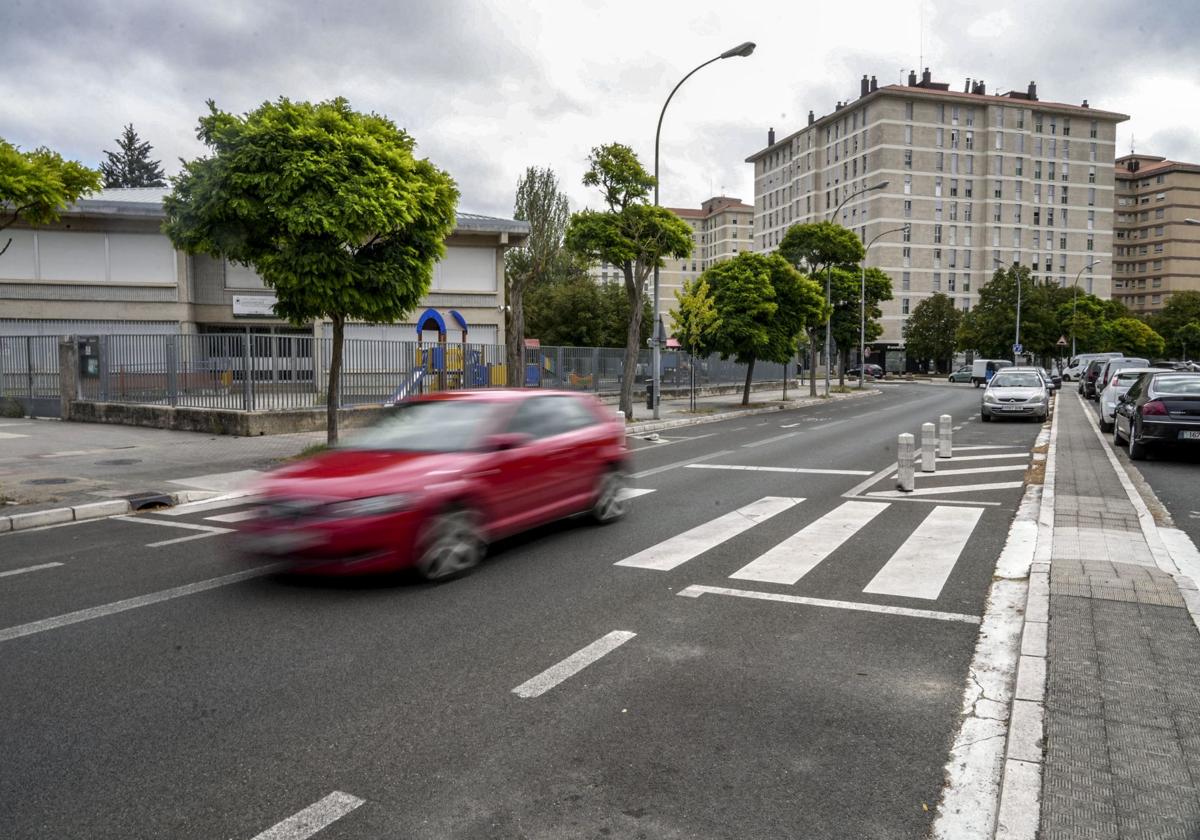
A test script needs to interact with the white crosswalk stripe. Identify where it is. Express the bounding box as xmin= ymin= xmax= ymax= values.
xmin=730 ymin=500 xmax=889 ymax=585
xmin=863 ymin=505 xmax=984 ymax=599
xmin=615 ymin=496 xmax=802 ymax=571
